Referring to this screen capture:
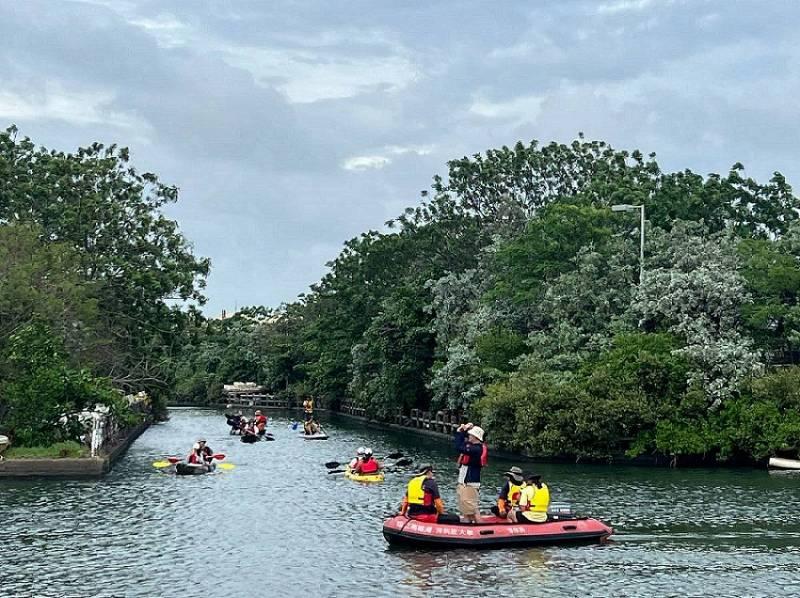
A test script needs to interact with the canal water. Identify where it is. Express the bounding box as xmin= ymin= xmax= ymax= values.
xmin=2 ymin=408 xmax=800 ymax=597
